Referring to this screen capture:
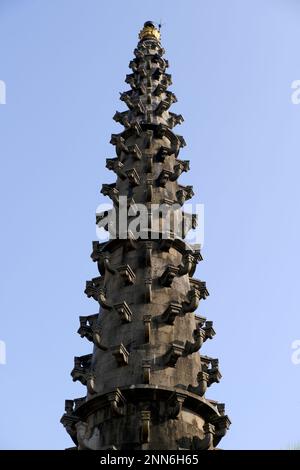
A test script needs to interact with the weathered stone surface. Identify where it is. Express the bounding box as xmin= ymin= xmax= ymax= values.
xmin=61 ymin=21 xmax=230 ymax=450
